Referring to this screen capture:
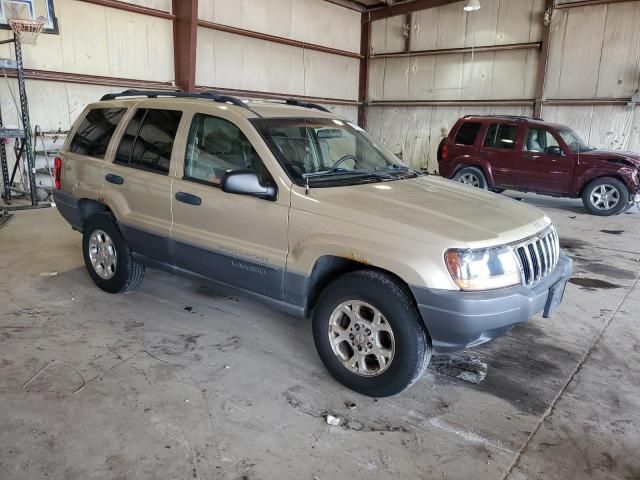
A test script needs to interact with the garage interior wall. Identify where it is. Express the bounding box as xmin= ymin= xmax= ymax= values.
xmin=366 ymin=0 xmax=640 ymax=172
xmin=196 ymin=0 xmax=361 ymax=121
xmin=1 ymin=0 xmax=639 ymax=179
xmin=542 ymin=0 xmax=640 ymax=154
xmin=0 ymin=0 xmax=174 ymax=132
xmin=0 ymin=0 xmax=361 ymax=189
